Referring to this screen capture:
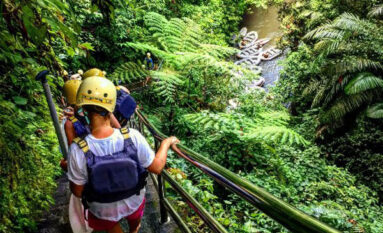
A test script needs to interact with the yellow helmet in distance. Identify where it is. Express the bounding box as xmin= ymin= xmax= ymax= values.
xmin=82 ymin=68 xmax=105 ymax=79
xmin=63 ymin=79 xmax=82 ymax=105
xmin=76 ymin=76 xmax=116 ymax=113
